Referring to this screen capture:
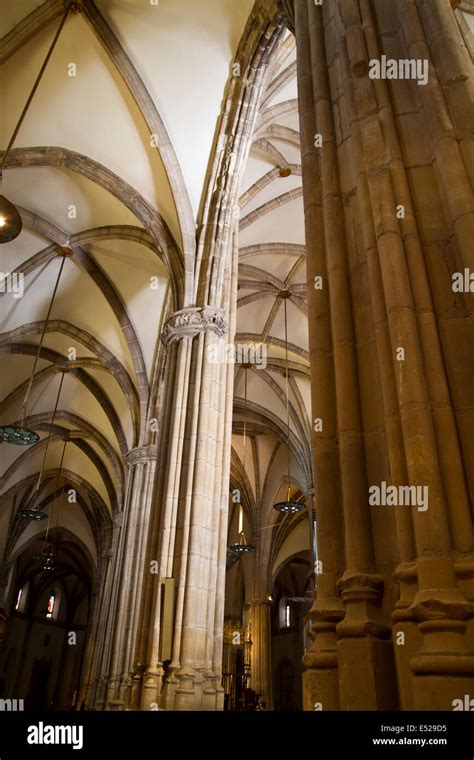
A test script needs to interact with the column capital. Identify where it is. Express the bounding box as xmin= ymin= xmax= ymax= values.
xmin=161 ymin=306 xmax=228 ymax=347
xmin=126 ymin=444 xmax=158 ymax=466
xmin=249 ymin=597 xmax=274 ymax=607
